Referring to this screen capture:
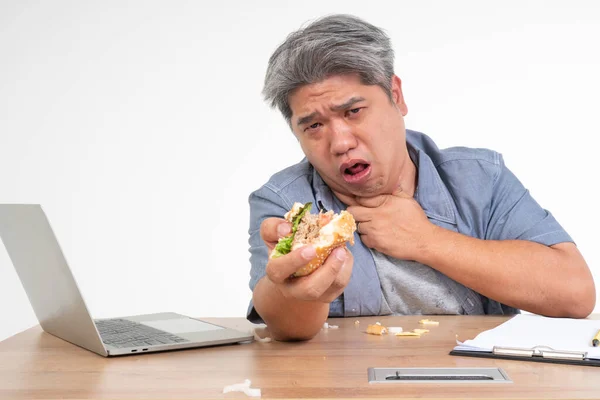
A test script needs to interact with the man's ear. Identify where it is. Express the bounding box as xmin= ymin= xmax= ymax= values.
xmin=391 ymin=75 xmax=408 ymax=116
